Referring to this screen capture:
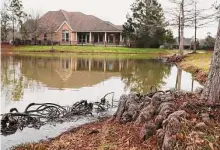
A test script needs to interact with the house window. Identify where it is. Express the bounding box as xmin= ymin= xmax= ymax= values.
xmin=79 ymin=34 xmax=86 ymax=43
xmin=62 ymin=30 xmax=69 ymax=42
xmin=44 ymin=34 xmax=47 ymax=41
